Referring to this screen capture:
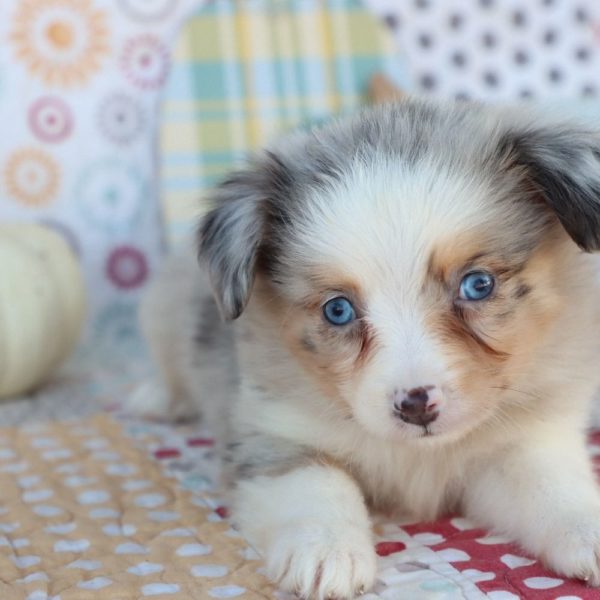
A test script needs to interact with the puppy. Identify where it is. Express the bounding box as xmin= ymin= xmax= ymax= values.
xmin=134 ymin=100 xmax=600 ymax=599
